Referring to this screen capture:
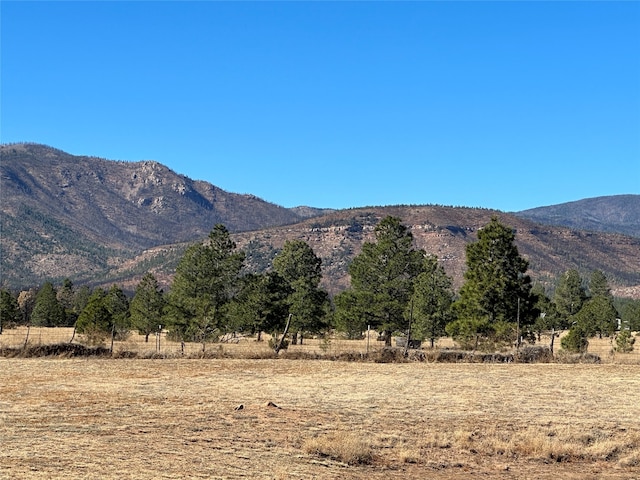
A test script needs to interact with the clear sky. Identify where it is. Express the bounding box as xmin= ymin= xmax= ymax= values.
xmin=2 ymin=1 xmax=639 ymax=212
